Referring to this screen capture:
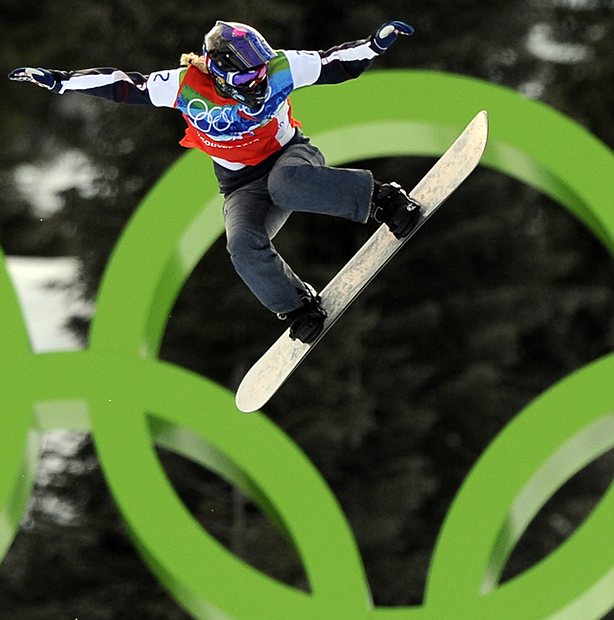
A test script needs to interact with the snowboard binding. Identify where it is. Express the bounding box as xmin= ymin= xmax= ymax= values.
xmin=277 ymin=283 xmax=327 ymax=345
xmin=371 ymin=181 xmax=422 ymax=238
